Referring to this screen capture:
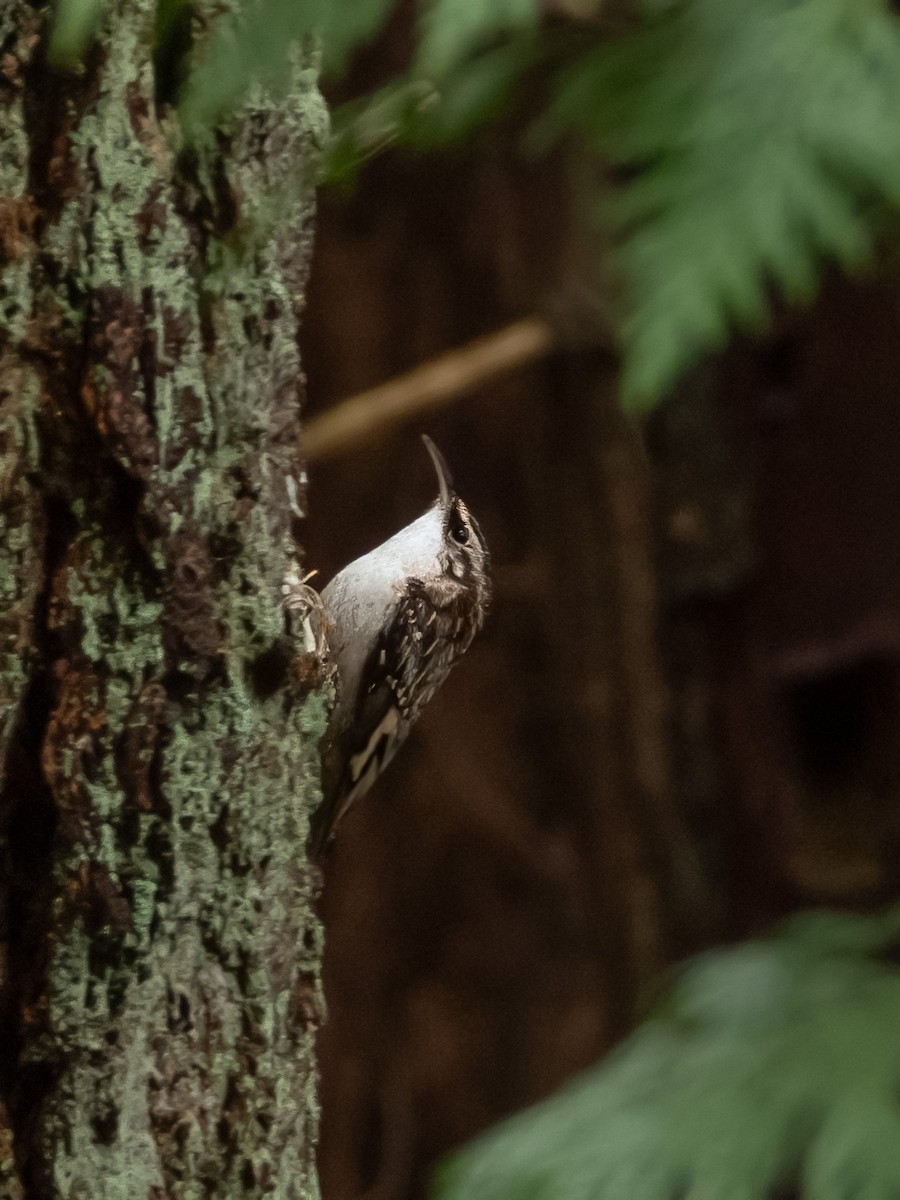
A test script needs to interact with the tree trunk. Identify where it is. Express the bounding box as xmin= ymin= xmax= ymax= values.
xmin=0 ymin=3 xmax=327 ymax=1195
